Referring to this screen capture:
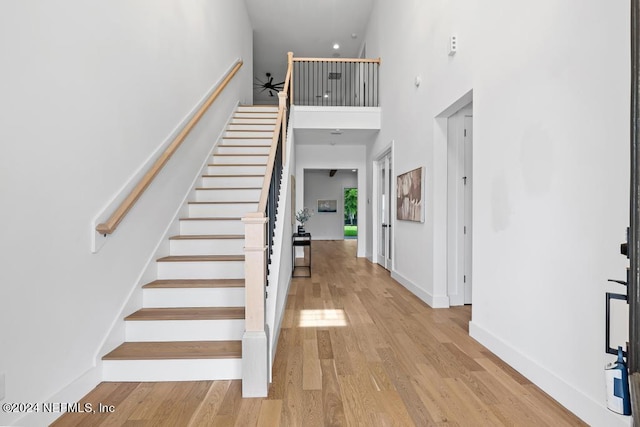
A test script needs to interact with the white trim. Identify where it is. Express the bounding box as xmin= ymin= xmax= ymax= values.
xmin=90 ymin=58 xmax=243 ymax=253
xmin=15 ymin=366 xmax=102 ymax=427
xmin=469 ymin=321 xmax=631 ymax=427
xmin=391 ymin=269 xmax=449 ymax=308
